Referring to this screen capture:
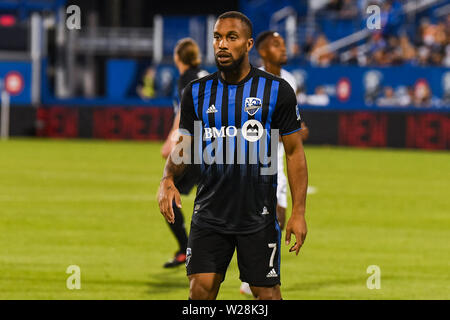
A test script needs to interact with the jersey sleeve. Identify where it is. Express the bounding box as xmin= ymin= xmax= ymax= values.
xmin=272 ymin=79 xmax=302 ymax=136
xmin=179 ymin=82 xmax=197 ymax=136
